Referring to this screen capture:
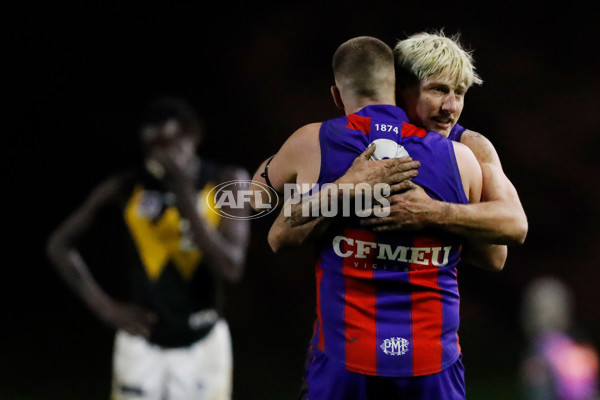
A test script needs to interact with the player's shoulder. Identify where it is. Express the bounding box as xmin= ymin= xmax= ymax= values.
xmin=451 ymin=139 xmax=480 ymax=176
xmin=459 ymin=129 xmax=500 ymax=163
xmin=86 ymin=169 xmax=137 ymax=205
xmin=280 ymin=122 xmax=322 ymax=153
xmin=291 ymin=122 xmax=322 ymax=140
xmin=452 ymin=139 xmax=482 ymax=199
xmin=460 ymin=129 xmax=494 ymax=147
xmin=451 ymin=139 xmax=477 ymax=160
xmin=99 ymin=169 xmax=137 ymax=192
